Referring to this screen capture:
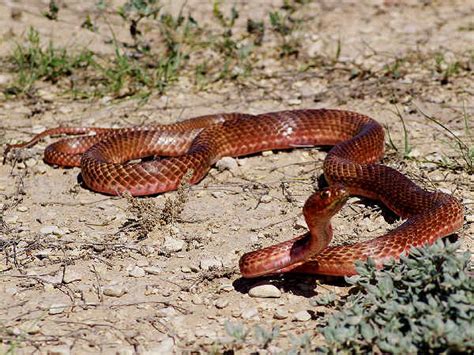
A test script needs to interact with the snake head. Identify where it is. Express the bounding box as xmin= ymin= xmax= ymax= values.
xmin=303 ymin=184 xmax=349 ymax=222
